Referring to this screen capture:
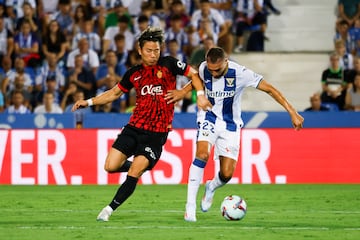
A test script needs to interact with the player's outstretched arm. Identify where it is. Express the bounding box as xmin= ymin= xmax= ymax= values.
xmin=72 ymin=84 xmax=124 ymax=112
xmin=257 ymin=79 xmax=304 ymax=130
